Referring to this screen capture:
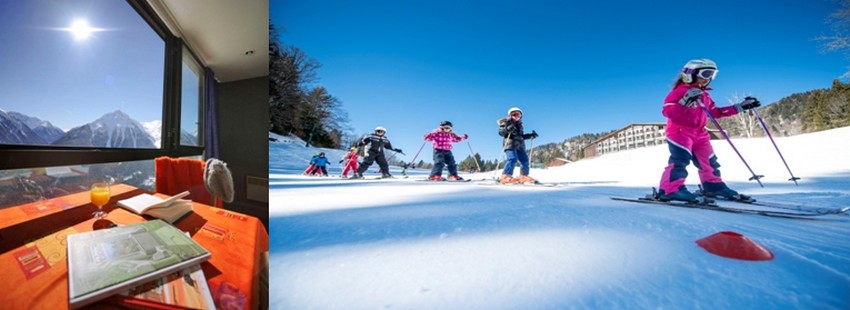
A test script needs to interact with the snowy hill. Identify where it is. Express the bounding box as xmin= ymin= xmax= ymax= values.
xmin=269 ymin=127 xmax=850 ymax=309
